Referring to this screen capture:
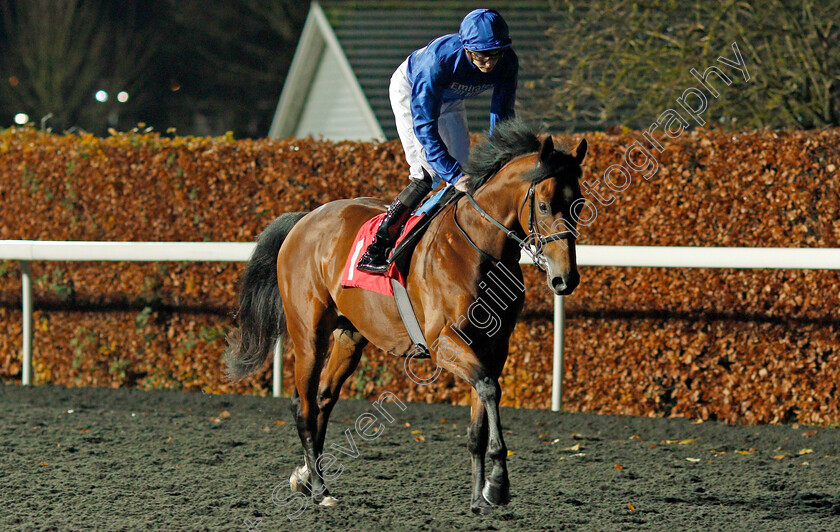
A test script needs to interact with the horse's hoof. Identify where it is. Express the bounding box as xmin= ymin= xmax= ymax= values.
xmin=471 ymin=503 xmax=493 ymax=515
xmin=290 ymin=465 xmax=311 ymax=495
xmin=471 ymin=495 xmax=494 ymax=515
xmin=482 ymin=479 xmax=511 ymax=506
xmin=319 ymin=496 xmax=339 ymax=507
